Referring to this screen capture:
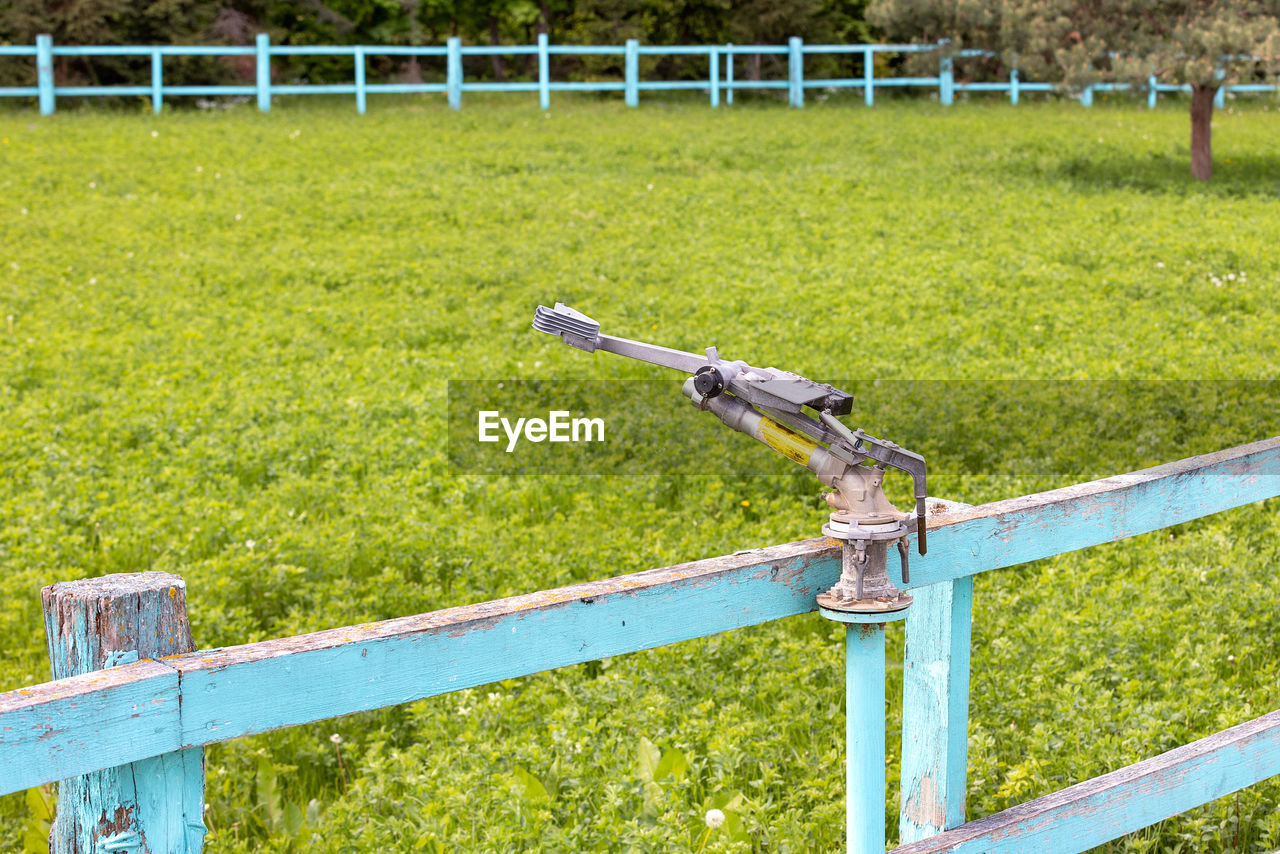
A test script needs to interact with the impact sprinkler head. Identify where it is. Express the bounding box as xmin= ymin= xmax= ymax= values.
xmin=531 ymin=302 xmax=927 ymax=620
